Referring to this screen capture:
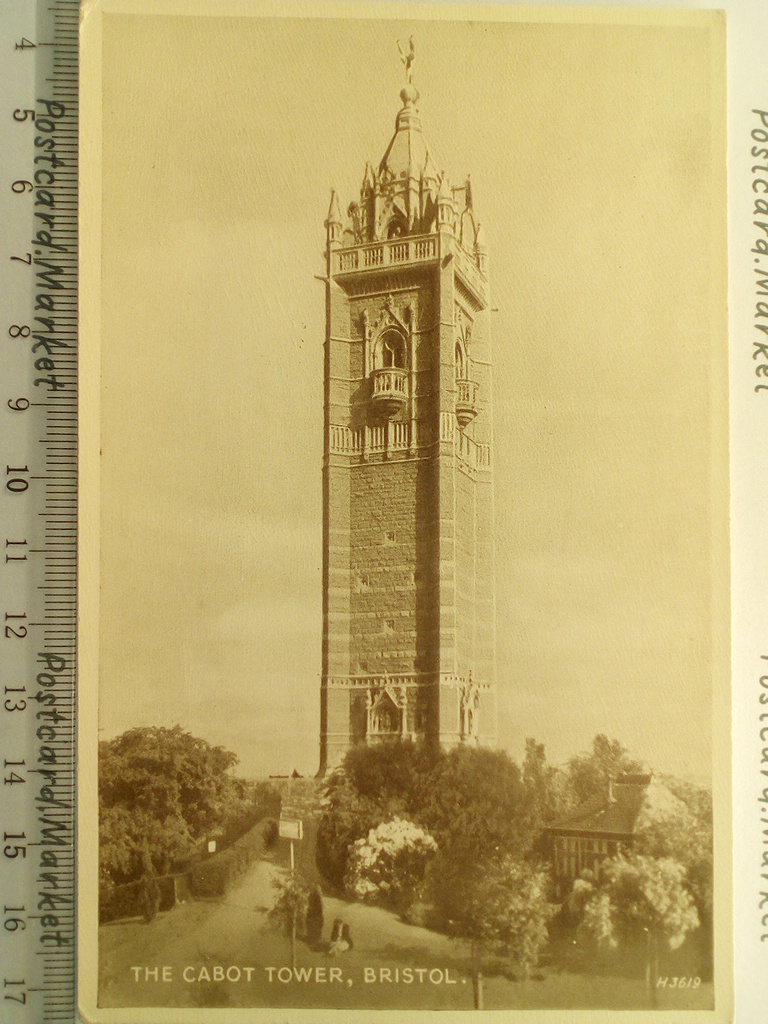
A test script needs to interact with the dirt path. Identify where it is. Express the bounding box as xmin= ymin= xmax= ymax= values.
xmin=99 ymin=858 xmax=713 ymax=1012
xmin=99 ymin=859 xmax=279 ymax=1002
xmin=99 ymin=858 xmax=475 ymax=1009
